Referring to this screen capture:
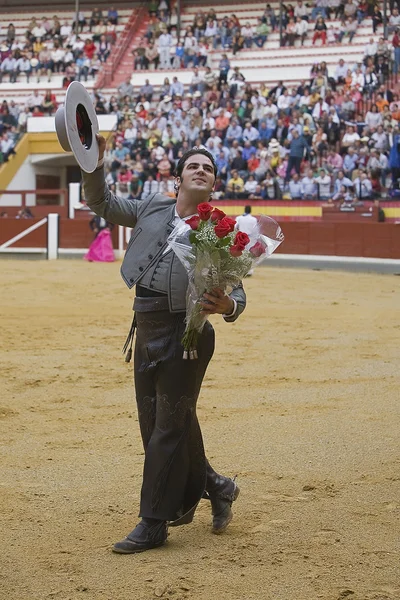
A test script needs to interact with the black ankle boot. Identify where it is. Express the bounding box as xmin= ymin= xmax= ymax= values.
xmin=112 ymin=518 xmax=168 ymax=554
xmin=205 ymin=466 xmax=240 ymax=534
